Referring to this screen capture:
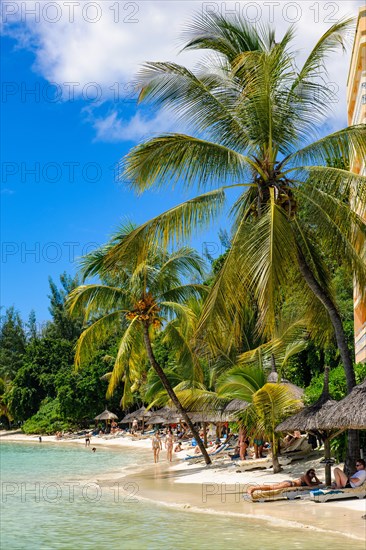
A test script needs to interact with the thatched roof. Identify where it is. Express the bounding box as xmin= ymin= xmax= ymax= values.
xmin=148 ymin=414 xmax=170 ymax=424
xmin=120 ymin=411 xmax=138 ymax=423
xmin=223 ymin=399 xmax=249 ymax=412
xmin=284 ymin=381 xmax=304 ymax=400
xmin=318 ymin=378 xmax=366 ymax=430
xmin=119 ymin=407 xmax=152 ymax=423
xmin=130 ymin=407 xmax=152 ymax=420
xmin=267 ymin=369 xmax=304 ymax=400
xmin=188 ymin=411 xmax=232 ymax=423
xmin=276 ymin=367 xmax=335 ymax=433
xmin=94 ymin=409 xmax=118 ymax=421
